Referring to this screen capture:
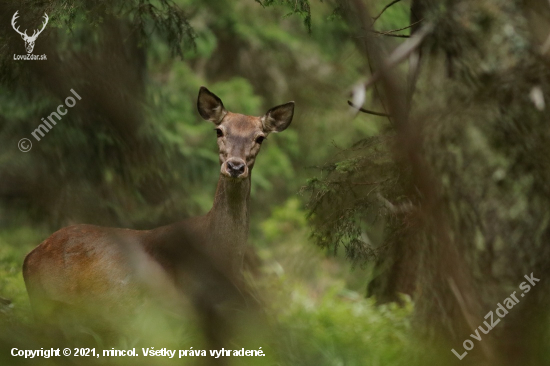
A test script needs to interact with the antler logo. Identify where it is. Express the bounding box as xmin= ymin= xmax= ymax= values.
xmin=11 ymin=11 xmax=49 ymax=54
